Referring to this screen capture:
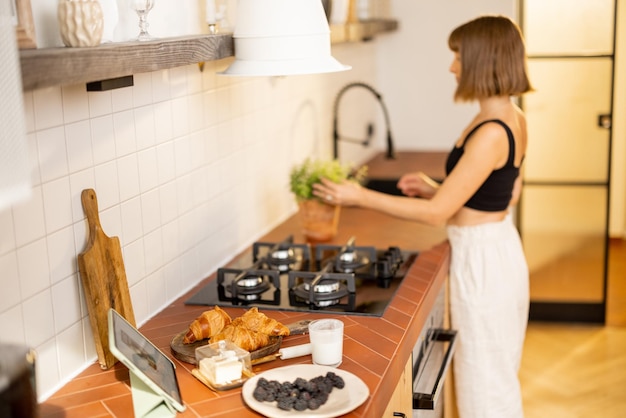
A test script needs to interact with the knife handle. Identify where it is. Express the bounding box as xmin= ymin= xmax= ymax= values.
xmin=279 ymin=343 xmax=312 ymax=359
